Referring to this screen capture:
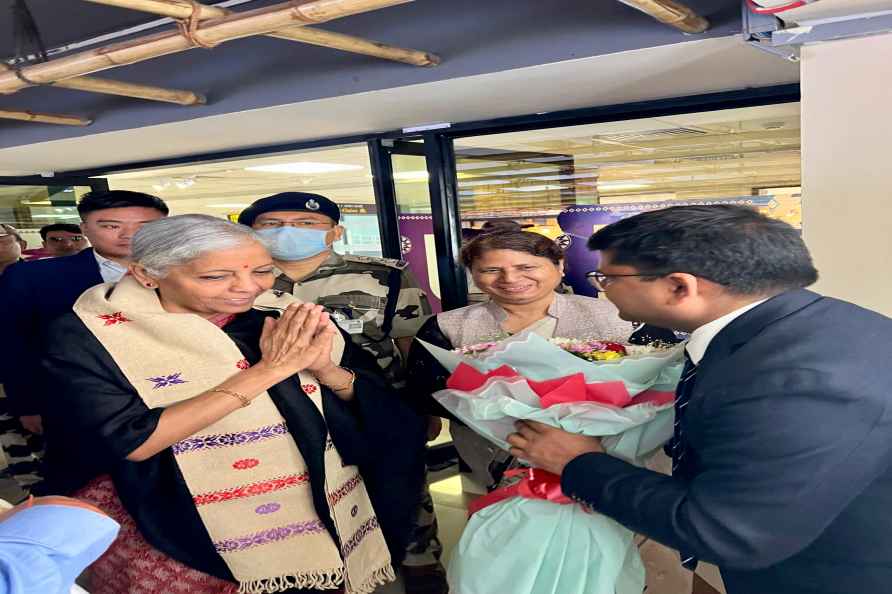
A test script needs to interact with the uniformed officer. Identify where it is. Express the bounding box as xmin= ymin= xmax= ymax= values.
xmin=238 ymin=192 xmax=447 ymax=594
xmin=238 ymin=192 xmax=429 ymax=383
